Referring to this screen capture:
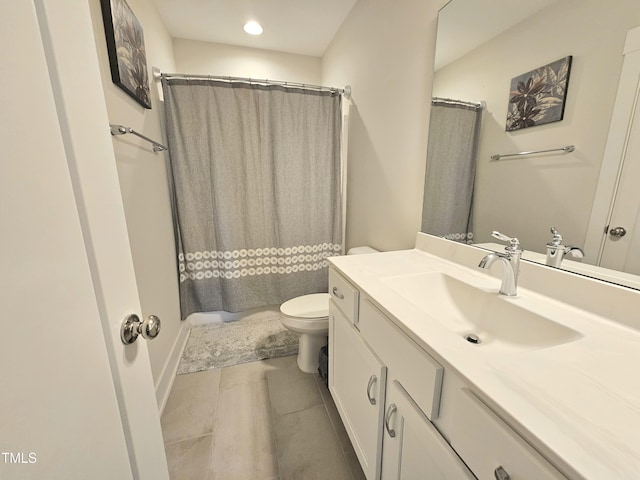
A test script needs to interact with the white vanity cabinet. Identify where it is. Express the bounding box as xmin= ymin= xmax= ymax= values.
xmin=329 ymin=267 xmax=570 ymax=480
xmin=330 ymin=268 xmax=469 ymax=480
xmin=381 ymin=380 xmax=475 ymax=480
xmin=329 ymin=270 xmax=386 ymax=480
